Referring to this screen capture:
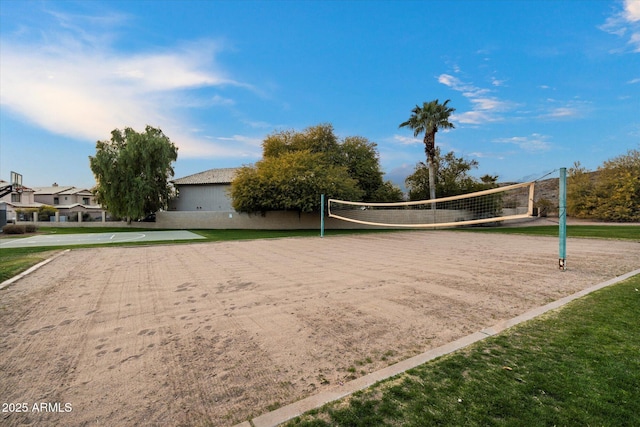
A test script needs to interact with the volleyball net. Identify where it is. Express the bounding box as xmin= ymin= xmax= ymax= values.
xmin=328 ymin=181 xmax=536 ymax=228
